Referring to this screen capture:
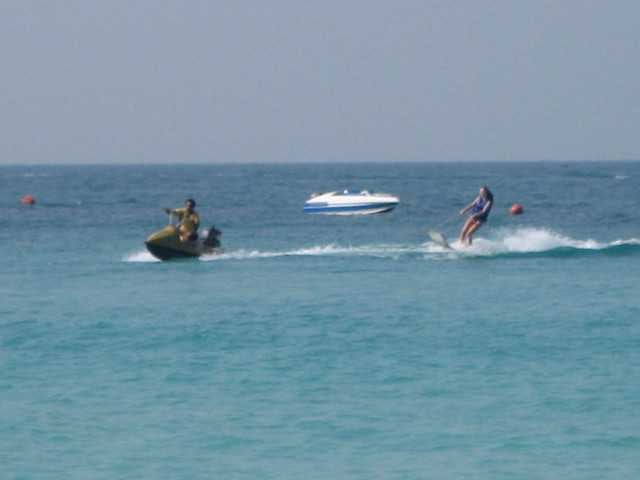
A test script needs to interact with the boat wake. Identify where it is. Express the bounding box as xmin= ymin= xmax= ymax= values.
xmin=124 ymin=228 xmax=640 ymax=263
xmin=425 ymin=227 xmax=640 ymax=258
xmin=199 ymin=244 xmax=418 ymax=261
